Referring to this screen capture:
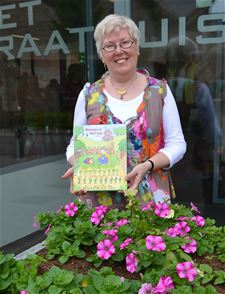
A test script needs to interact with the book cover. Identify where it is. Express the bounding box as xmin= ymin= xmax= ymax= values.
xmin=73 ymin=124 xmax=127 ymax=191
